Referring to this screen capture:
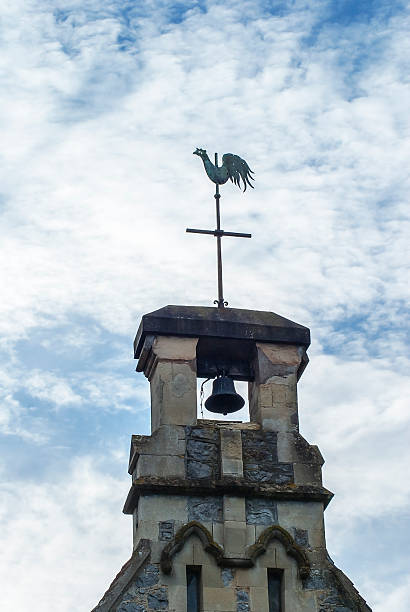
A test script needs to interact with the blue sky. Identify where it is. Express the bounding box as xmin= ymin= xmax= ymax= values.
xmin=0 ymin=0 xmax=409 ymax=609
